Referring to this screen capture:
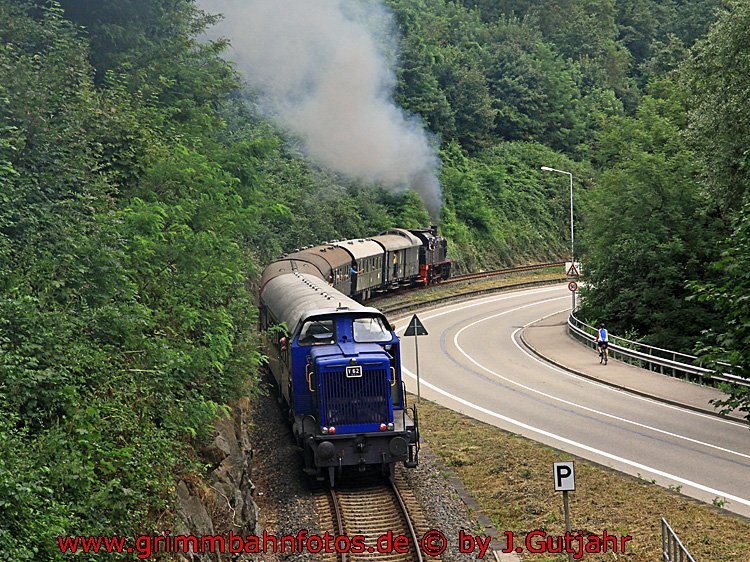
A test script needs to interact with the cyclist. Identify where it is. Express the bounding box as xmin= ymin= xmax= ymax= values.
xmin=596 ymin=322 xmax=609 ymax=364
